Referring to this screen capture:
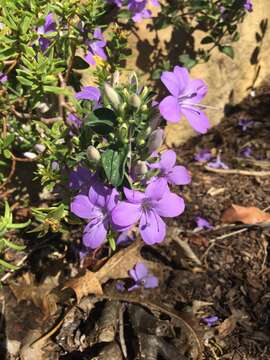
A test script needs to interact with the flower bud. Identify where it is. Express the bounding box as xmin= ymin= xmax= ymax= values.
xmin=104 ymin=83 xmax=120 ymax=110
xmin=36 ymin=102 xmax=49 ymax=113
xmin=112 ymin=70 xmax=120 ymax=86
xmin=23 ymin=151 xmax=37 ymax=160
xmin=134 ymin=161 xmax=148 ymax=176
xmin=34 ymin=144 xmax=46 ymax=153
xmin=51 ymin=161 xmax=60 ymax=171
xmin=140 ymin=86 xmax=149 ymax=98
xmin=86 ymin=145 xmax=101 ymax=162
xmin=119 ymin=102 xmax=127 ymax=114
xmin=118 ymin=123 xmax=128 ymax=143
xmin=147 ymin=128 xmax=164 ymax=154
xmin=129 ymin=94 xmax=141 ymax=109
xmin=129 ymin=72 xmax=139 ymax=90
xmin=141 ymin=104 xmax=148 ymax=112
